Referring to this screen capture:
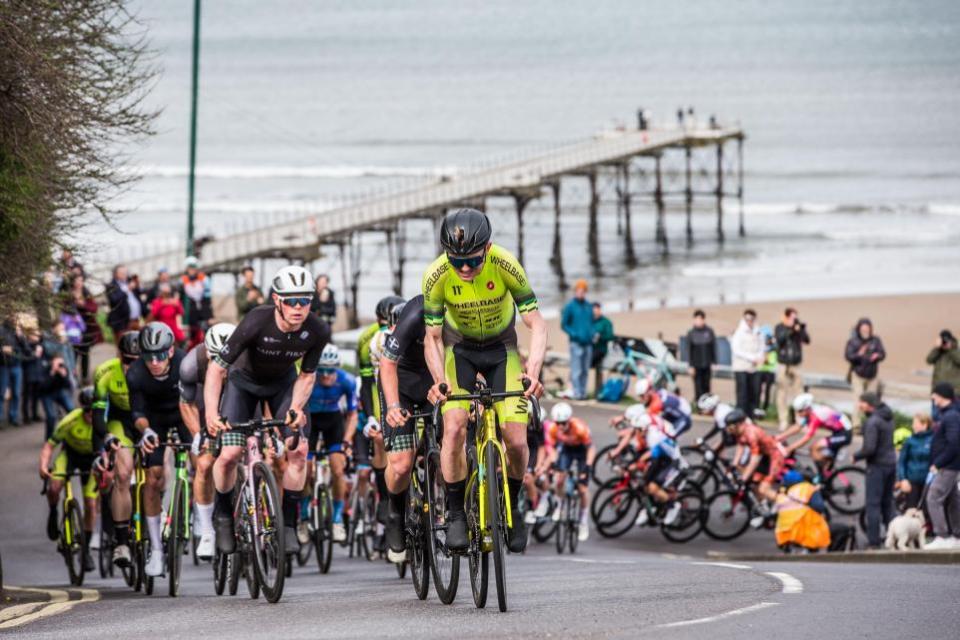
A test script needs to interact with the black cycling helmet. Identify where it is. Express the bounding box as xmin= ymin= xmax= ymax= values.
xmin=375 ymin=295 xmax=404 ymax=325
xmin=724 ymin=408 xmax=748 ymax=427
xmin=139 ymin=322 xmax=175 ymax=356
xmin=78 ymin=386 xmax=95 ymax=410
xmin=439 ymin=208 xmax=492 ymax=256
xmin=388 ymin=300 xmax=407 ymax=327
xmin=119 ymin=330 xmax=141 ymax=361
